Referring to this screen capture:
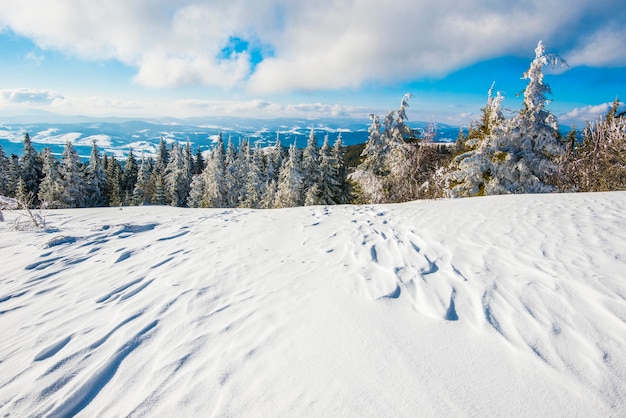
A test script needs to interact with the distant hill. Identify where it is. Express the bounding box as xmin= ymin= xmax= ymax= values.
xmin=0 ymin=116 xmax=460 ymax=159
